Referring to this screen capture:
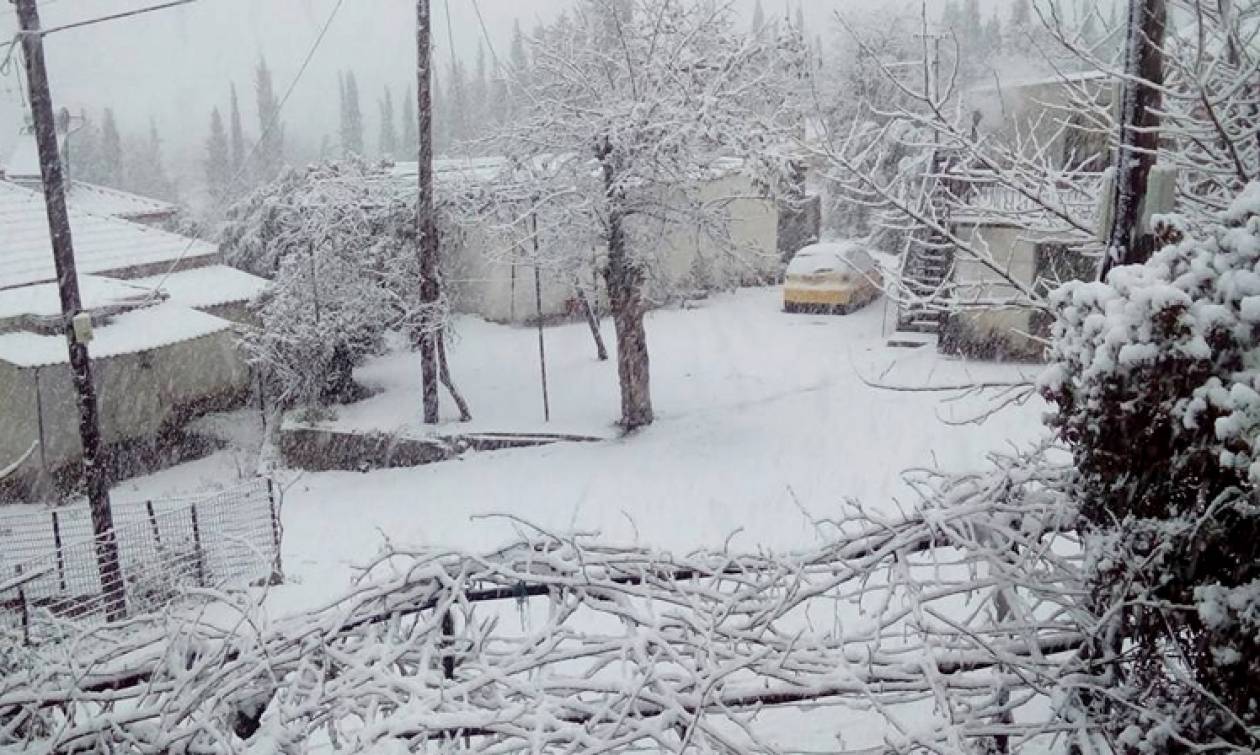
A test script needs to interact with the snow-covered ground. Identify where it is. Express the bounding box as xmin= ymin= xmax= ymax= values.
xmin=107 ymin=286 xmax=1052 ymax=751
xmin=118 ymin=287 xmax=1046 ymax=606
